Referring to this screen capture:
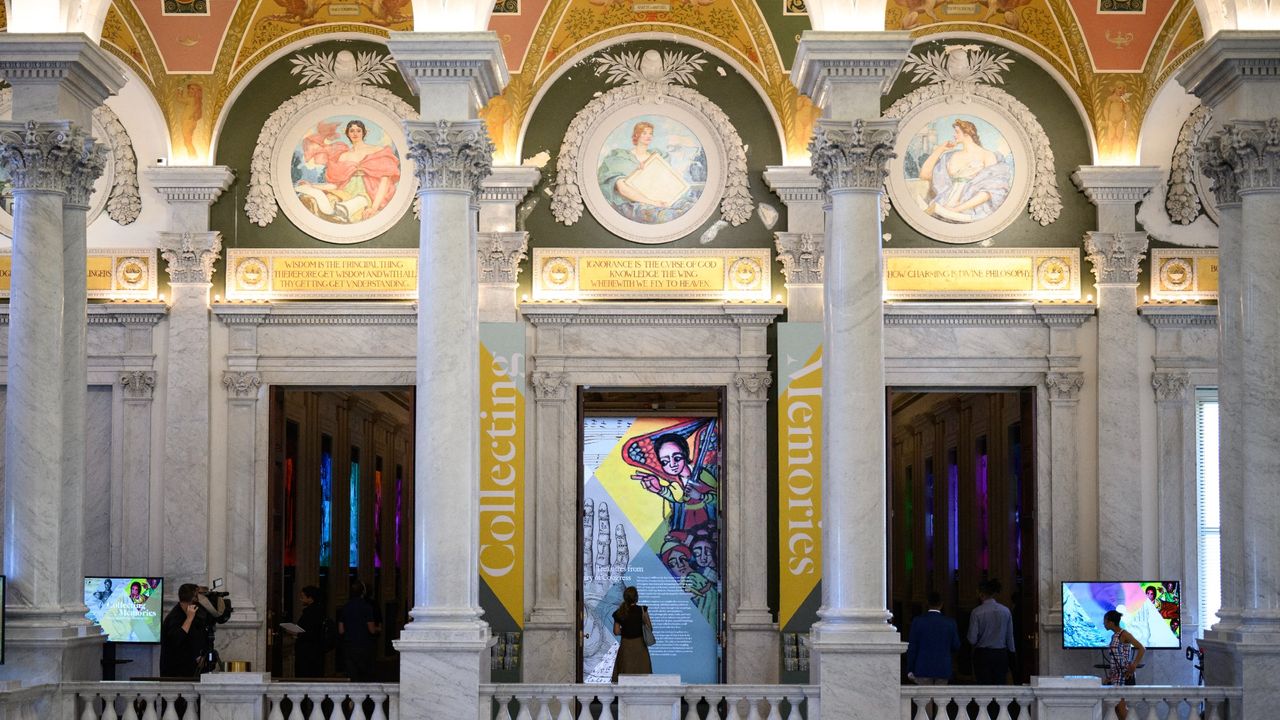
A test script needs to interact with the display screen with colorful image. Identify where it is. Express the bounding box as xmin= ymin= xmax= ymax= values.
xmin=581 ymin=416 xmax=722 ymax=683
xmin=84 ymin=577 xmax=164 ymax=643
xmin=1062 ymin=581 xmax=1181 ymax=649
